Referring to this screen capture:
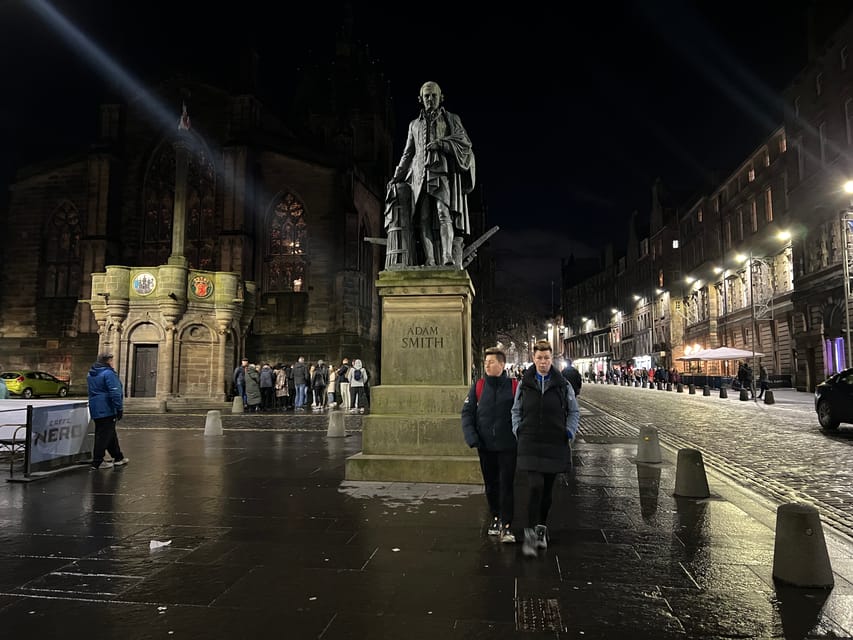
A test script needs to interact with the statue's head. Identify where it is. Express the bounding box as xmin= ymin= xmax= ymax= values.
xmin=419 ymin=81 xmax=443 ymax=111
